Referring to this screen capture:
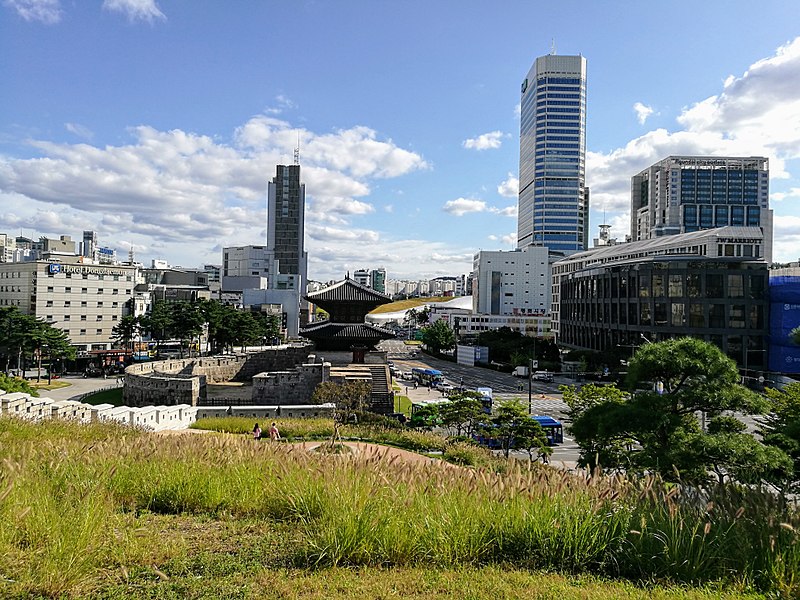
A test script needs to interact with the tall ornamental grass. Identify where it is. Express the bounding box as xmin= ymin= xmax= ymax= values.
xmin=0 ymin=417 xmax=797 ymax=597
